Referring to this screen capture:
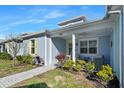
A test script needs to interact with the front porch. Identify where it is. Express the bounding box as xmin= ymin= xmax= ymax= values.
xmin=52 ymin=28 xmax=113 ymax=68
